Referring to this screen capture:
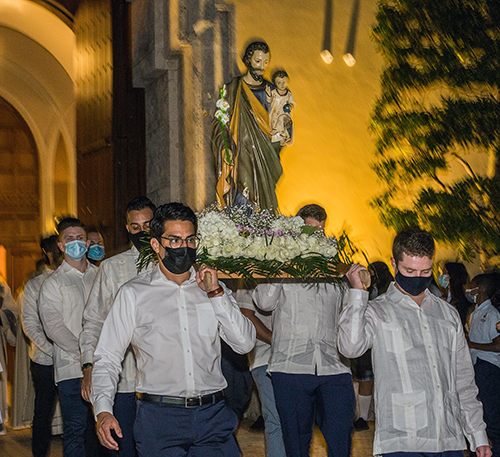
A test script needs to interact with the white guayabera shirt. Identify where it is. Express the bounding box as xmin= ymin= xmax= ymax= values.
xmin=80 ymin=245 xmax=150 ymax=393
xmin=39 ymin=261 xmax=97 ymax=383
xmin=338 ymin=283 xmax=488 ymax=455
xmin=91 ymin=266 xmax=256 ymax=417
xmin=253 ymin=281 xmax=351 ymax=375
xmin=20 ymin=270 xmax=54 ymax=365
